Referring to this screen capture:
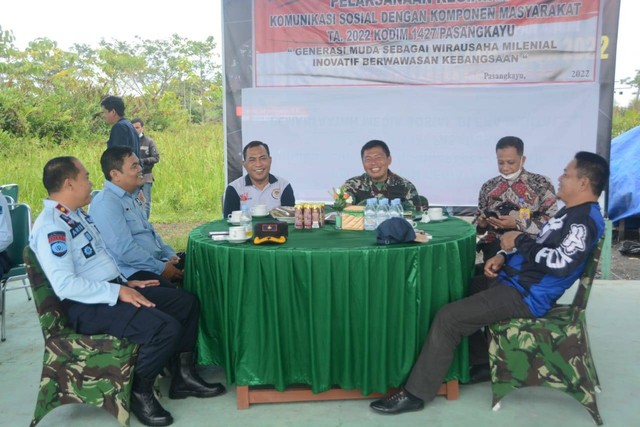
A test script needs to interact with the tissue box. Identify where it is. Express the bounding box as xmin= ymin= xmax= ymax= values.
xmin=341 ymin=206 xmax=364 ymax=230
